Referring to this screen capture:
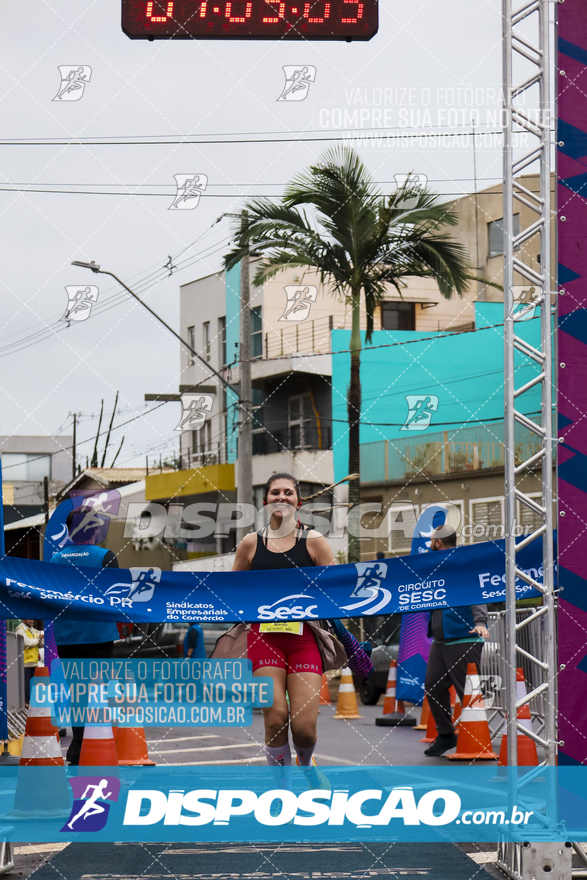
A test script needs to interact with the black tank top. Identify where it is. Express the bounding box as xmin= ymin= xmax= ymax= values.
xmin=250 ymin=529 xmax=315 ymax=570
